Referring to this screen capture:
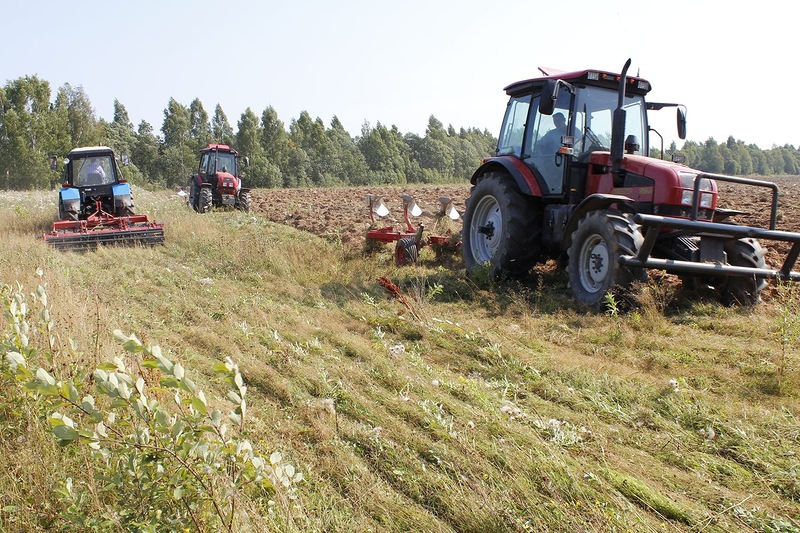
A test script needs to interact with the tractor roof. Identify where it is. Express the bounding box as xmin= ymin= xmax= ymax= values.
xmin=68 ymin=146 xmax=115 ymax=158
xmin=504 ymin=68 xmax=652 ymax=98
xmin=200 ymin=143 xmax=239 ymax=155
